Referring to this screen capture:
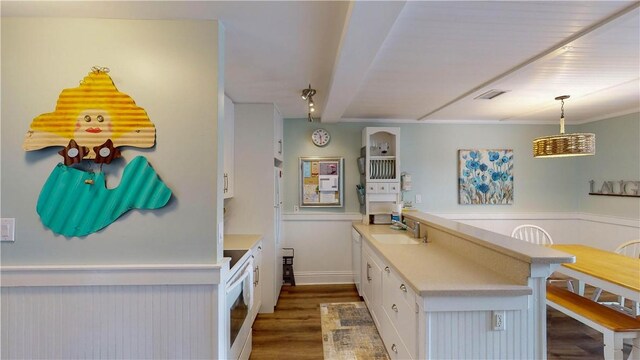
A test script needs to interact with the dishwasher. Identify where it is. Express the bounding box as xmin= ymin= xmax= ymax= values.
xmin=351 ymin=227 xmax=362 ymax=296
